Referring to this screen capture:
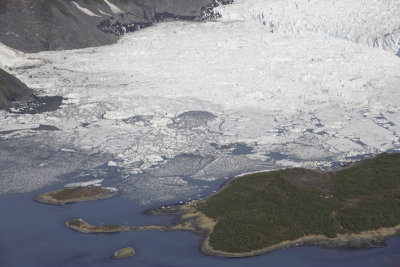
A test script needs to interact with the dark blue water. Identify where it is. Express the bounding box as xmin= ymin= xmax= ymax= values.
xmin=1 ymin=181 xmax=400 ymax=267
xmin=210 ymin=142 xmax=254 ymax=155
